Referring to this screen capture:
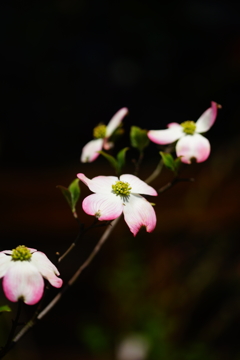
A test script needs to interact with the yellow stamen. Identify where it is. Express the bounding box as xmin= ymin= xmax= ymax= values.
xmin=180 ymin=121 xmax=196 ymax=135
xmin=11 ymin=245 xmax=32 ymax=261
xmin=93 ymin=124 xmax=107 ymax=139
xmin=112 ymin=181 xmax=132 ymax=197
